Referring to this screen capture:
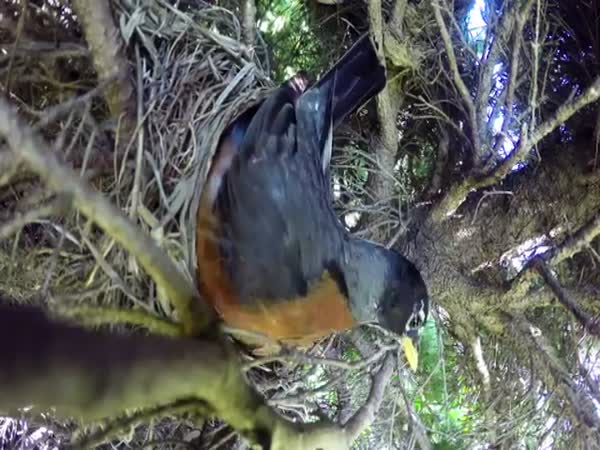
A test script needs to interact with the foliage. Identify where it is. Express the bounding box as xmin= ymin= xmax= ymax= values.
xmin=257 ymin=0 xmax=326 ymax=82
